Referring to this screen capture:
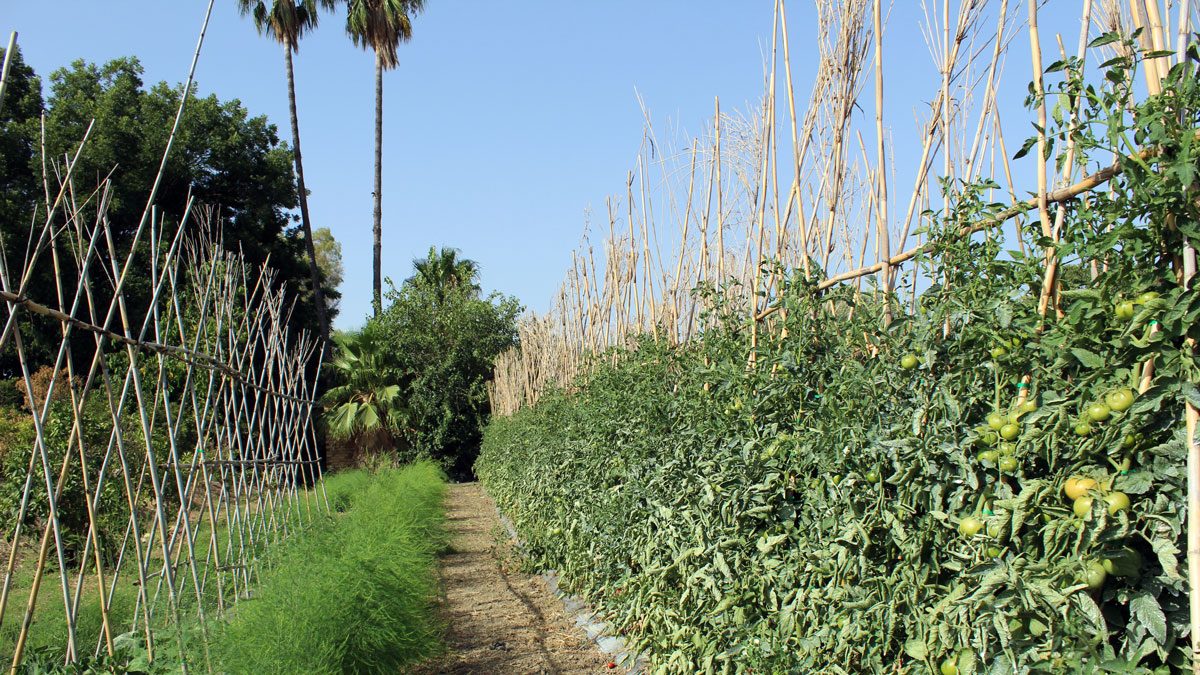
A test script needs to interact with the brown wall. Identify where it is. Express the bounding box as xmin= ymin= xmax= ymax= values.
xmin=324 ymin=434 xmax=359 ymax=473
